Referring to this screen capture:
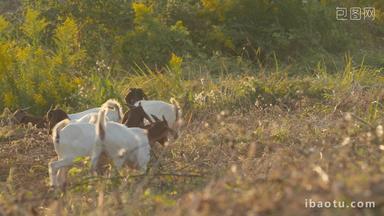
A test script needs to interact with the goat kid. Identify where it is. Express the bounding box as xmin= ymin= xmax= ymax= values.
xmin=90 ymin=107 xmax=172 ymax=174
